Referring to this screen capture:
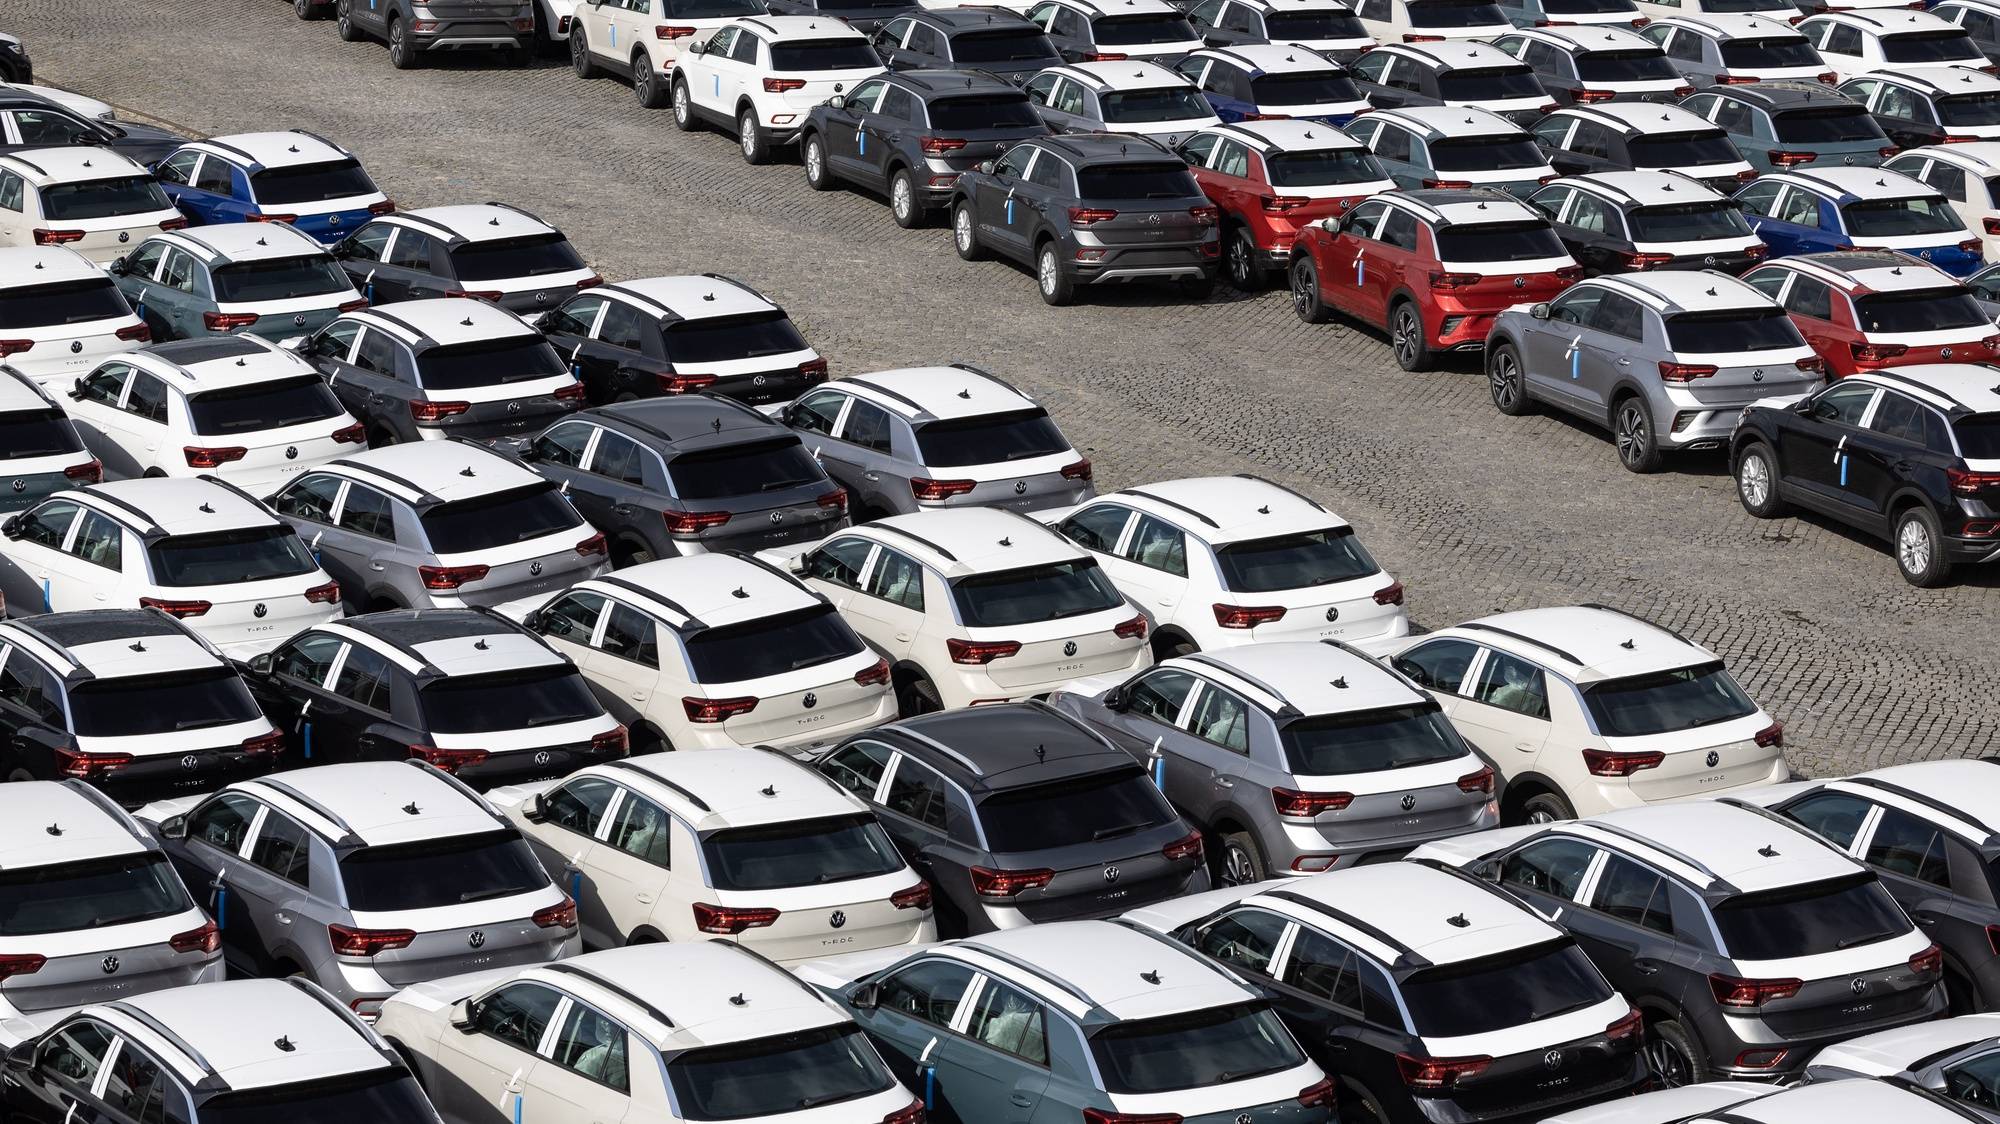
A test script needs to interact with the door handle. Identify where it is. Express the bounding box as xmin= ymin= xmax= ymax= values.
xmin=276 ymin=911 xmax=293 ymax=925
xmin=1010 ymin=1094 xmax=1035 ymax=1108
xmin=369 ymin=562 xmax=385 ymax=571
xmin=863 ymin=472 xmax=879 ymax=481
xmin=1214 ymin=777 xmax=1235 ymax=789
xmin=1634 ymin=960 xmax=1659 ymax=975
xmin=637 ymin=892 xmax=655 ymax=903
xmin=1514 ymin=741 xmax=1537 ymax=752
xmin=894 ymin=632 xmax=912 ymax=642
xmin=1615 ymin=357 xmax=1630 ymax=366
xmin=611 ymin=504 xmax=636 ymax=516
